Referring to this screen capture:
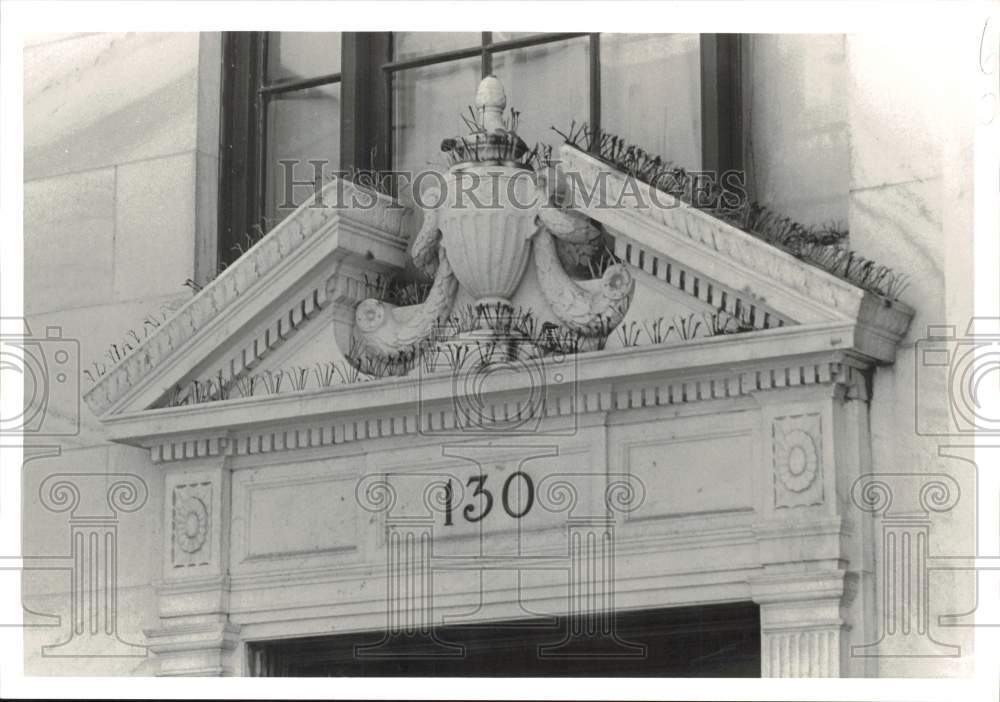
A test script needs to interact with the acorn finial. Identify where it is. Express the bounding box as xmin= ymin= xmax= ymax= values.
xmin=475 ymin=75 xmax=506 ymax=133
